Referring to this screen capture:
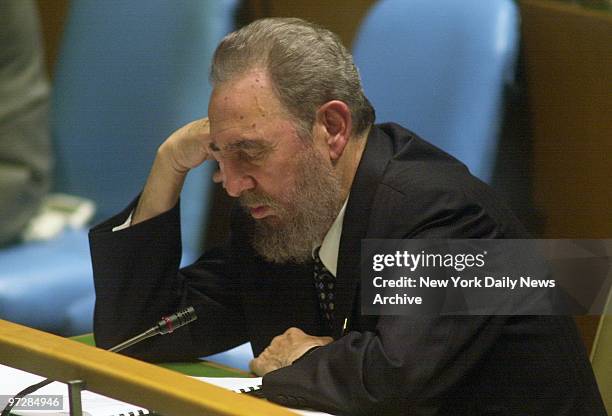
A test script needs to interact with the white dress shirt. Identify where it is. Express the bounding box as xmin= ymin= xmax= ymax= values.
xmin=314 ymin=199 xmax=348 ymax=278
